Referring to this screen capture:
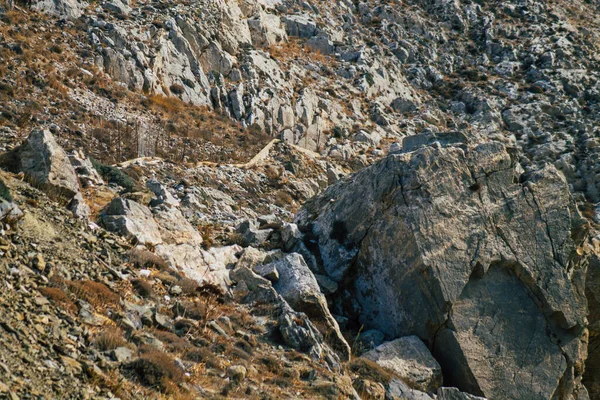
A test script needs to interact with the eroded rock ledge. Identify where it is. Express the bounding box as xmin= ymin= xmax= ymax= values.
xmin=296 ymin=141 xmax=590 ymax=399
